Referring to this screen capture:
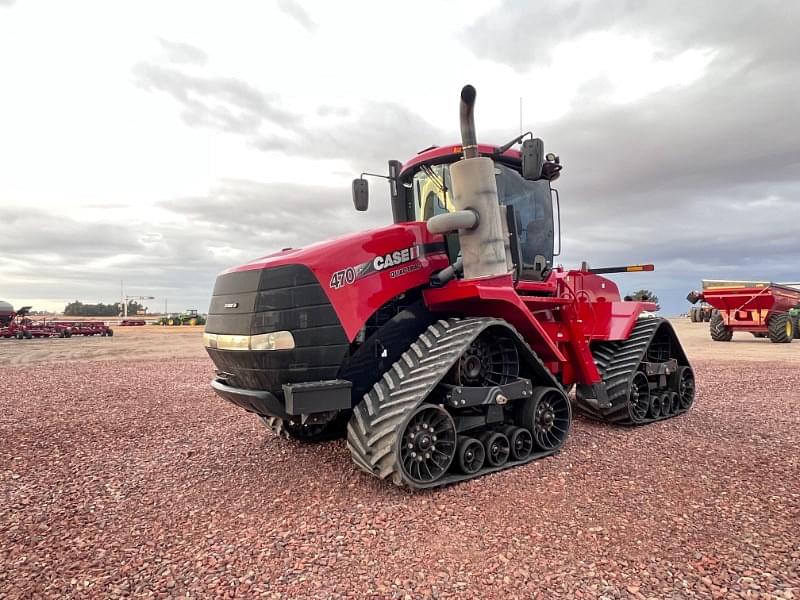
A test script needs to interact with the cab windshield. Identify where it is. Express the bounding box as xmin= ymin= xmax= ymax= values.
xmin=411 ymin=162 xmax=555 ymax=275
